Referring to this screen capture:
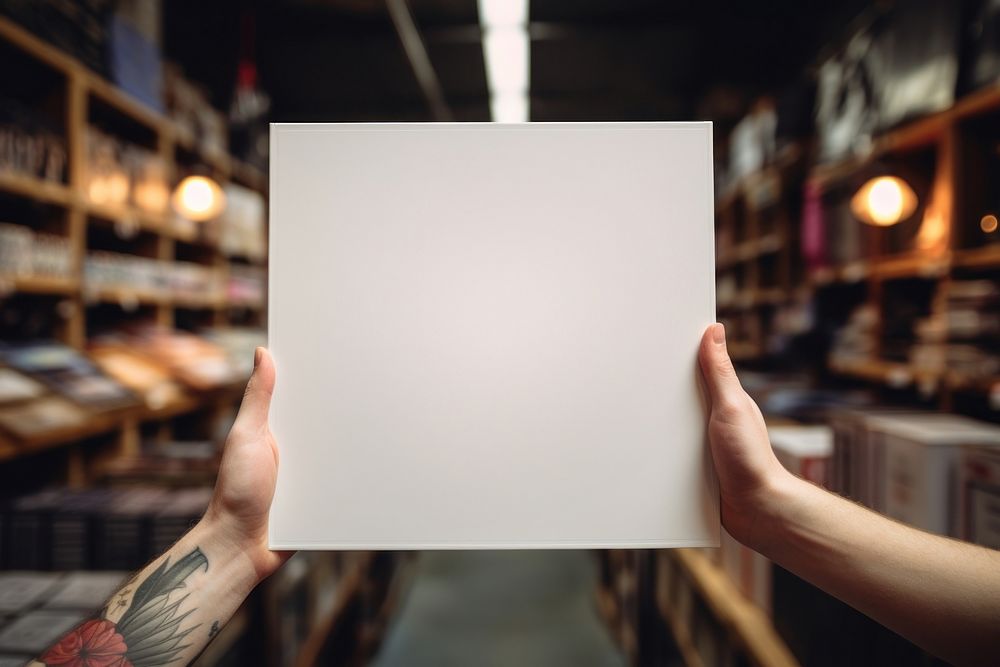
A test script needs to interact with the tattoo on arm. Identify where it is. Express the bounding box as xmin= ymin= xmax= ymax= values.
xmin=208 ymin=621 xmax=220 ymax=639
xmin=37 ymin=547 xmax=209 ymax=667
